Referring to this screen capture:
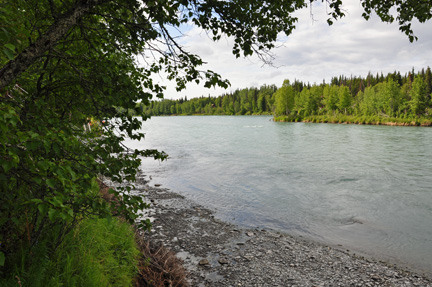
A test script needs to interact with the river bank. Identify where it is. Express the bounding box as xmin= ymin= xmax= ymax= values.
xmin=273 ymin=115 xmax=432 ymax=126
xmin=132 ymin=176 xmax=432 ymax=287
